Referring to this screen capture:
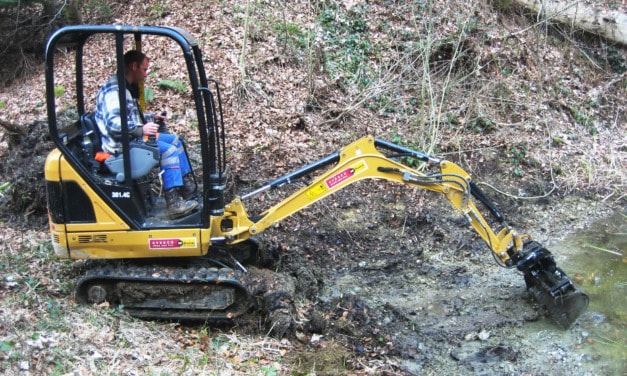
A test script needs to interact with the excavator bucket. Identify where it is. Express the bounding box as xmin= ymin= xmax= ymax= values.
xmin=515 ymin=241 xmax=589 ymax=328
